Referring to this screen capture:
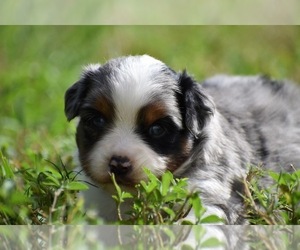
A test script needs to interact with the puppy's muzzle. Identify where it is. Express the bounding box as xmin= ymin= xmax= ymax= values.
xmin=109 ymin=156 xmax=133 ymax=176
